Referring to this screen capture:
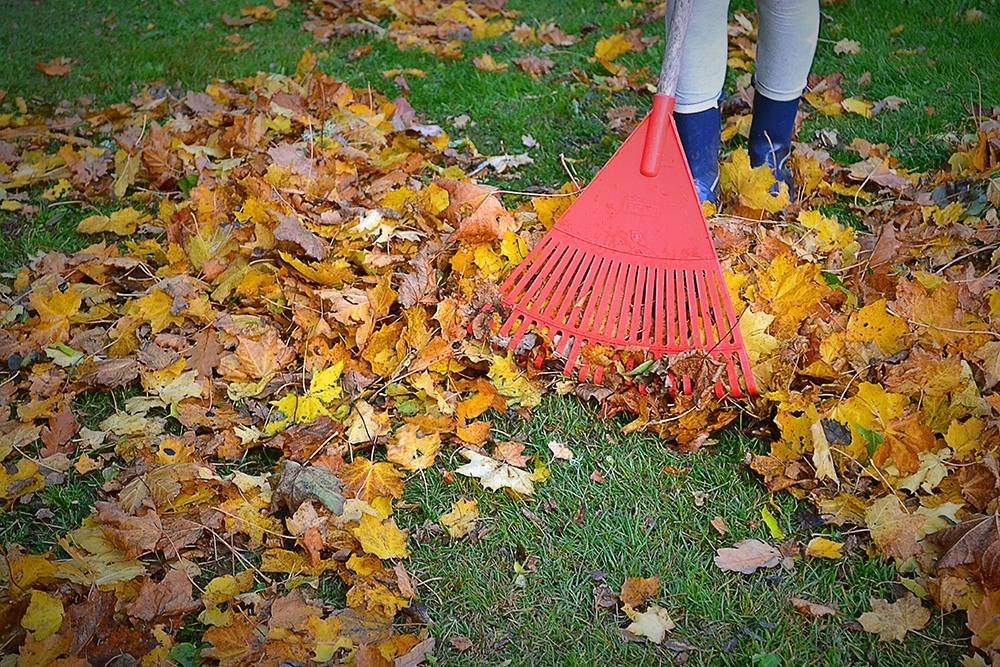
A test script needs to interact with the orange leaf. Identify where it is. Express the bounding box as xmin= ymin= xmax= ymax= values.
xmin=340 ymin=458 xmax=406 ymax=502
